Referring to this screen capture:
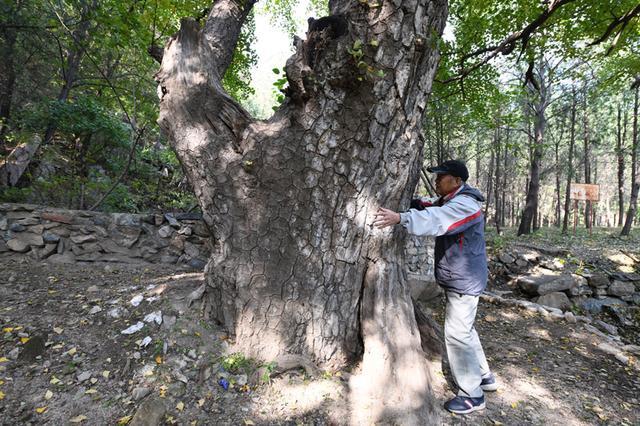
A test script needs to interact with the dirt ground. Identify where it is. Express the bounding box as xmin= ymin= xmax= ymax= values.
xmin=0 ymin=254 xmax=639 ymax=425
